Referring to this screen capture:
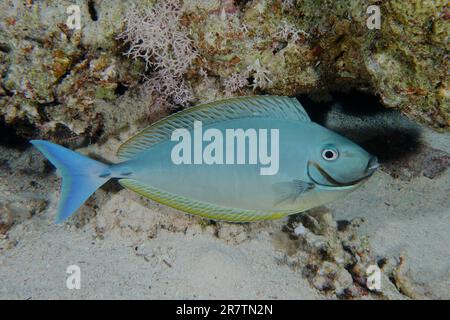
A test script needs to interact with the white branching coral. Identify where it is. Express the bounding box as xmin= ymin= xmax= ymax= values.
xmin=240 ymin=23 xmax=250 ymax=34
xmin=223 ymin=72 xmax=249 ymax=94
xmin=142 ymin=70 xmax=193 ymax=106
xmin=246 ymin=59 xmax=272 ymax=90
xmin=276 ymin=21 xmax=309 ymax=43
xmin=118 ymin=0 xmax=197 ymax=105
xmin=281 ymin=0 xmax=296 ymax=11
